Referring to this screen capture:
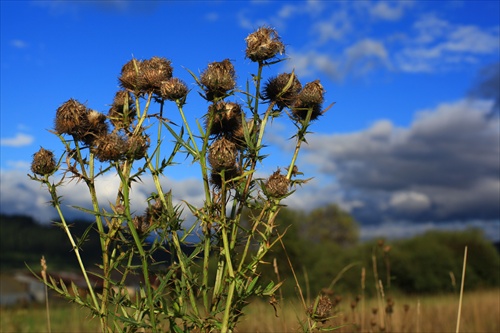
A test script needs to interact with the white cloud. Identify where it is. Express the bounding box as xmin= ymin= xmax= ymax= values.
xmin=368 ymin=1 xmax=415 ymax=21
xmin=0 ymin=133 xmax=34 ymax=147
xmin=301 ymin=98 xmax=500 ymax=231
